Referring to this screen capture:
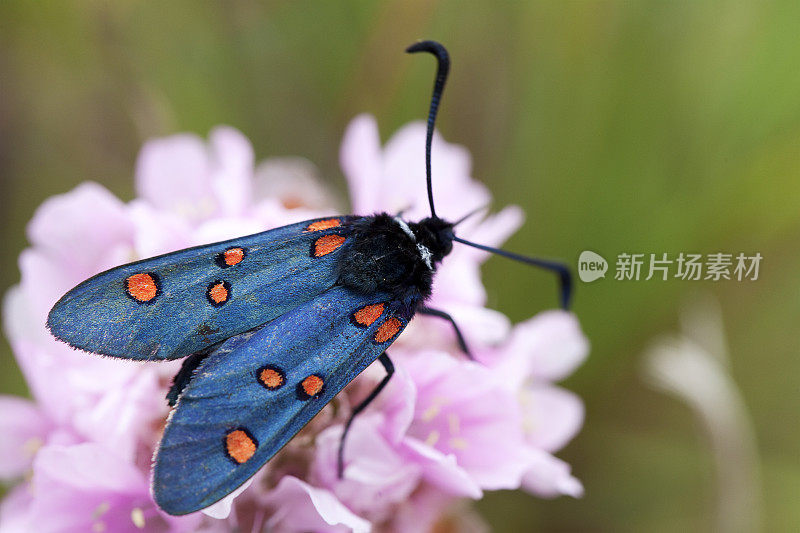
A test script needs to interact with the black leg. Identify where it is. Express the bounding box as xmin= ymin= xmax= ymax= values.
xmin=418 ymin=306 xmax=473 ymax=360
xmin=337 ymin=352 xmax=395 ymax=478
